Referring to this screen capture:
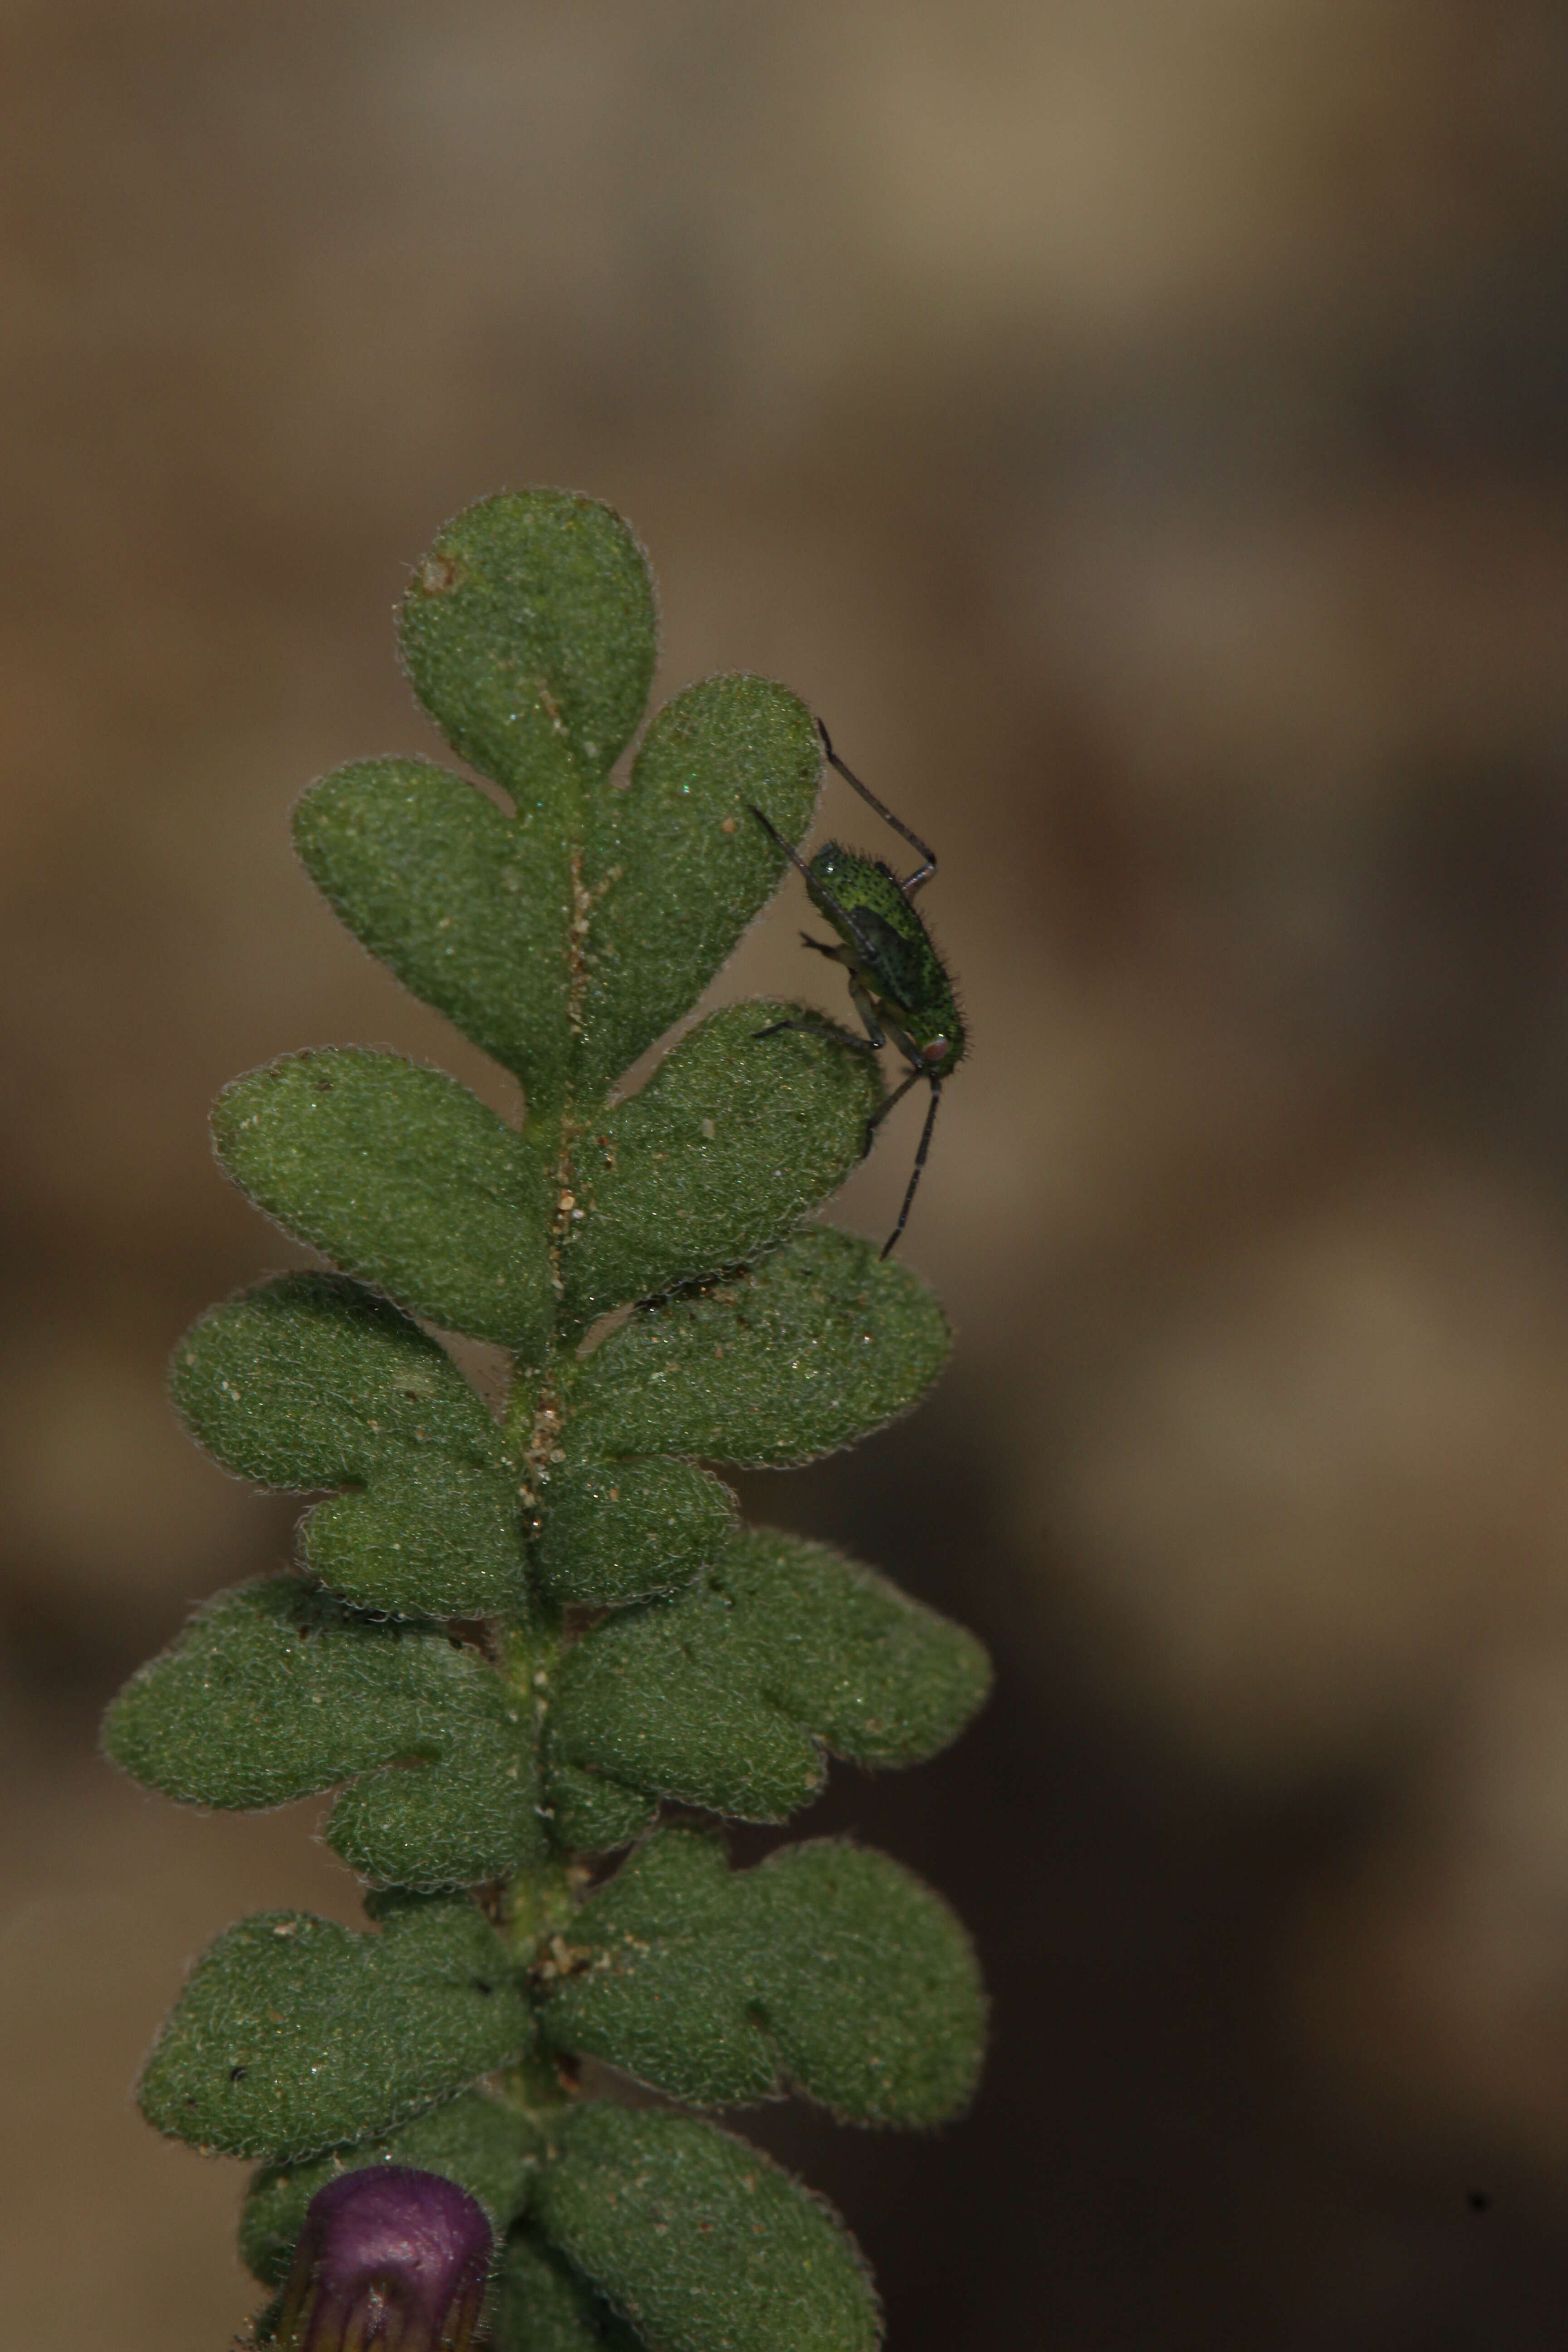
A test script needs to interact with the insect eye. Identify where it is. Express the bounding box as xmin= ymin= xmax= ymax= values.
xmin=924 ymin=1036 xmax=950 ymax=1062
